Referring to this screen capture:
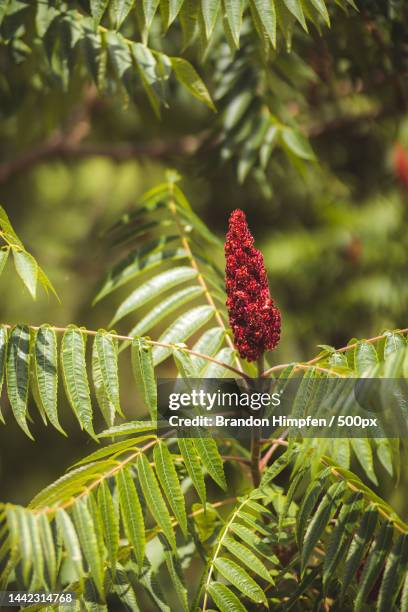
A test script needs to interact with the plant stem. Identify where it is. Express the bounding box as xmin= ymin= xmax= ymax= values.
xmin=250 ymin=355 xmax=264 ymax=487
